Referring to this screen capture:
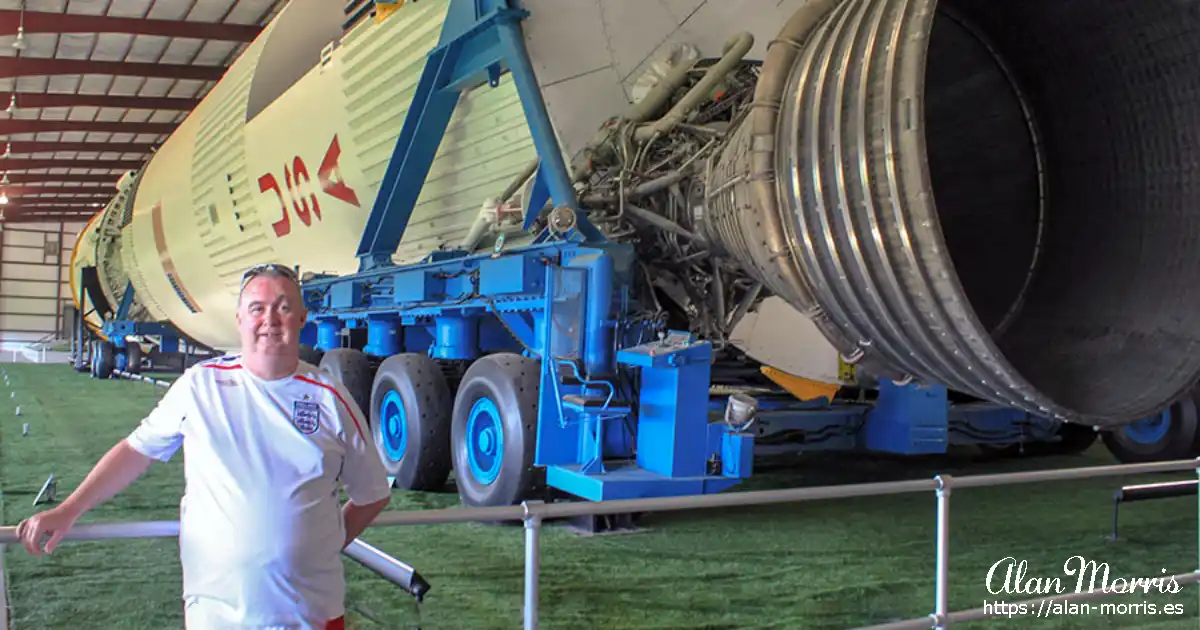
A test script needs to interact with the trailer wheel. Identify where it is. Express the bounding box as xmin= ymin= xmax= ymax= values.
xmin=73 ymin=342 xmax=87 ymax=372
xmin=299 ymin=344 xmax=324 ymax=366
xmin=94 ymin=340 xmax=115 ymax=379
xmin=1102 ymin=392 xmax=1200 ymax=463
xmin=371 ymin=353 xmax=453 ymax=491
xmin=451 ymin=353 xmax=540 ymax=508
xmin=319 ymin=348 xmax=372 ymax=414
